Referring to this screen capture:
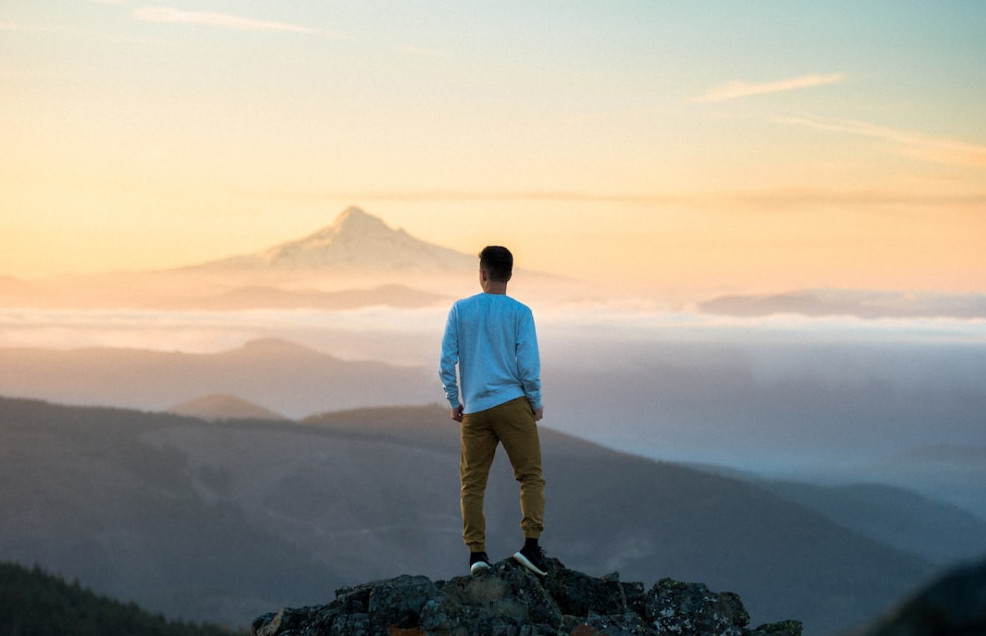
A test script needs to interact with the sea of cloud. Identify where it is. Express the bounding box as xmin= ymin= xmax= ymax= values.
xmin=2 ymin=302 xmax=983 ymax=378
xmin=2 ymin=302 xmax=983 ymax=404
xmin=0 ymin=301 xmax=977 ymax=348
xmin=2 ymin=302 xmax=984 ymax=462
xmin=3 ymin=302 xmax=985 ymax=517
